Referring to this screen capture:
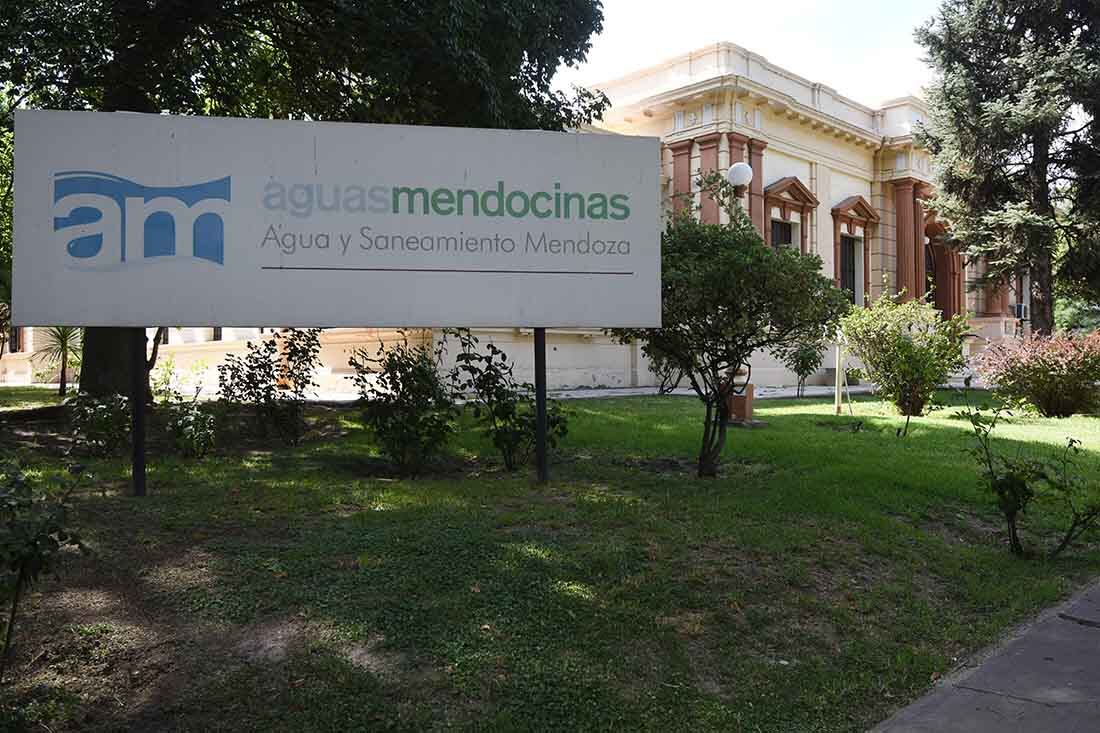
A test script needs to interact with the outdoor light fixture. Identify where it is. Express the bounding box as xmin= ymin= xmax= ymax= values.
xmin=727 ymin=161 xmax=753 ymax=196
